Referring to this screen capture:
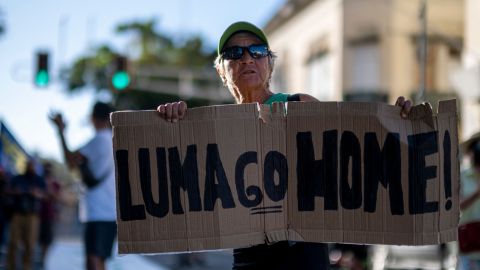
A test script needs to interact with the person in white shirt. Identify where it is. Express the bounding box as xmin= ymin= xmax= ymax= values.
xmin=50 ymin=101 xmax=116 ymax=270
